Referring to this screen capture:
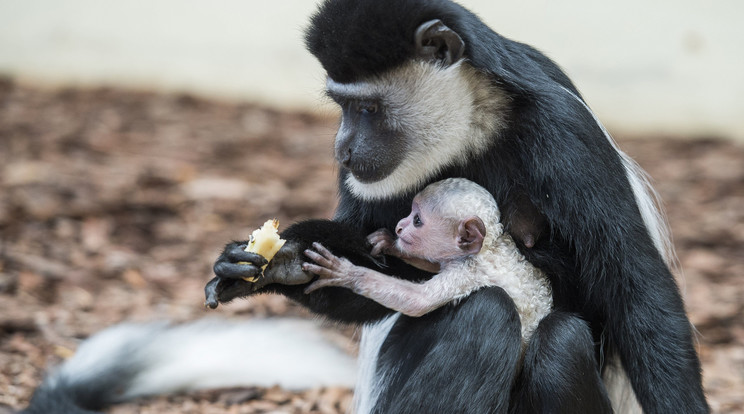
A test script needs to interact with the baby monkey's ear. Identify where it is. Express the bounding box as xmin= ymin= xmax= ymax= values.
xmin=457 ymin=216 xmax=486 ymax=255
